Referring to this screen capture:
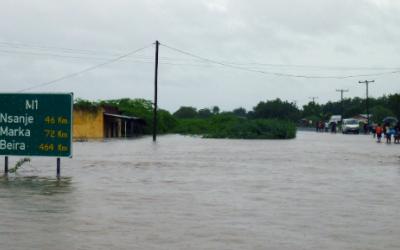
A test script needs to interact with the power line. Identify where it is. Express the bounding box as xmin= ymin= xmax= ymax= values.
xmin=0 ymin=41 xmax=208 ymax=63
xmin=3 ymin=40 xmax=400 ymax=71
xmin=18 ymin=44 xmax=153 ymax=92
xmin=0 ymin=49 xmax=219 ymax=69
xmin=0 ymin=41 xmax=123 ymax=57
xmin=8 ymin=46 xmax=398 ymax=73
xmin=160 ymin=43 xmax=400 ymax=79
xmin=216 ymin=61 xmax=400 ymax=71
